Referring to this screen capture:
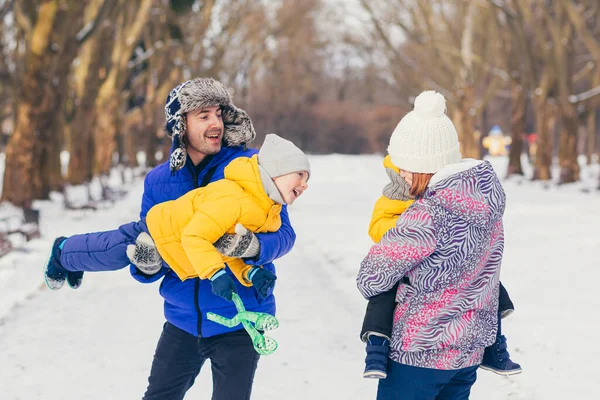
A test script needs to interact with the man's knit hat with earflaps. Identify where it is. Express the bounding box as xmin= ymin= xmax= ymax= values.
xmin=164 ymin=78 xmax=256 ymax=173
